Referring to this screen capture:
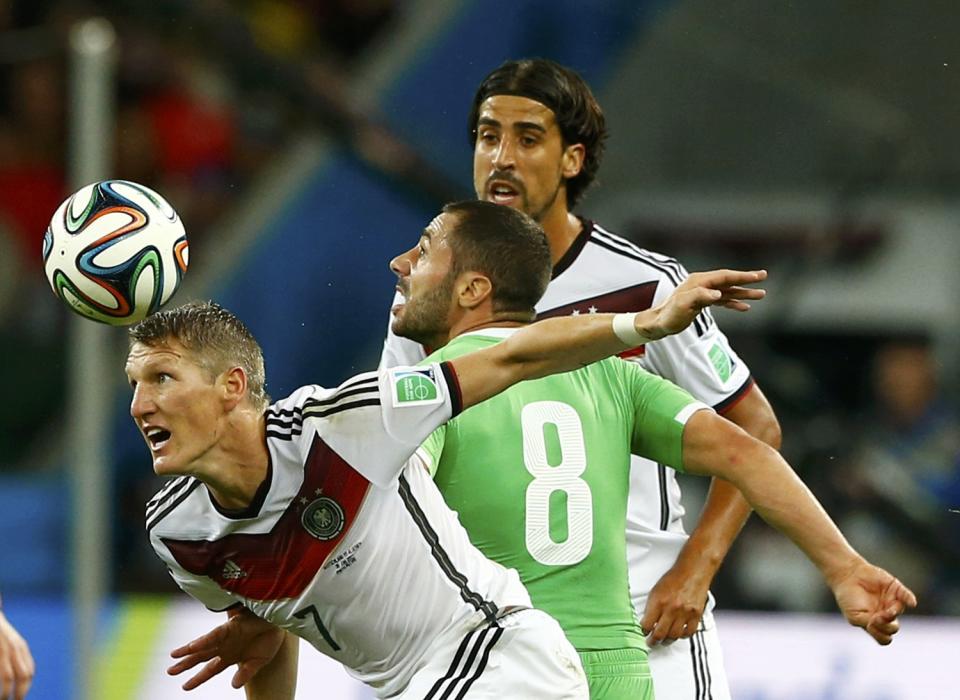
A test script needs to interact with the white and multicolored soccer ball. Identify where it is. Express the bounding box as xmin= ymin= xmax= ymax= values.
xmin=42 ymin=180 xmax=189 ymax=325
